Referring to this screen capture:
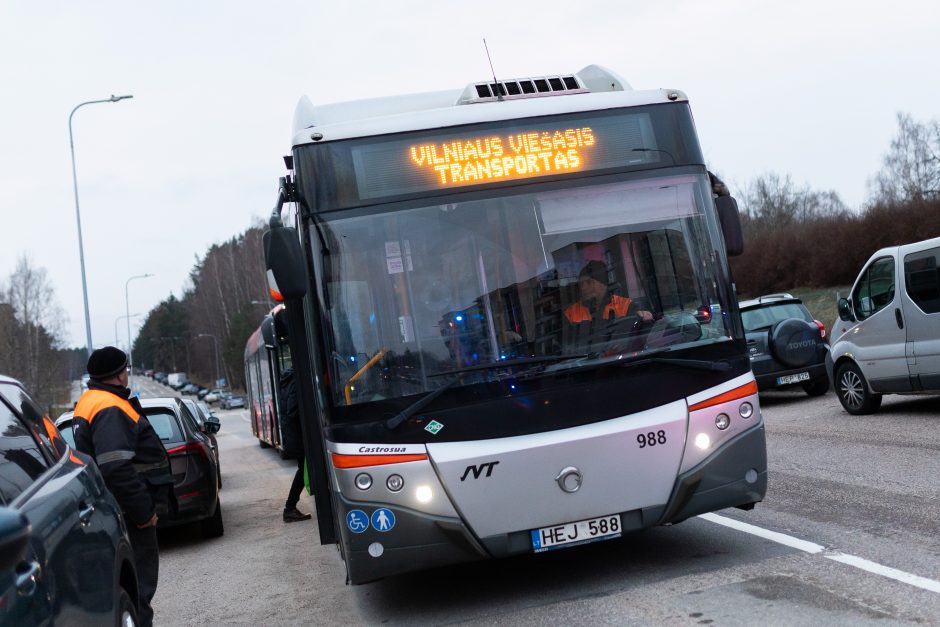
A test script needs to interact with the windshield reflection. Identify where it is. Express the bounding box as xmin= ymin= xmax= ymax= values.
xmin=319 ymin=172 xmax=734 ymax=406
